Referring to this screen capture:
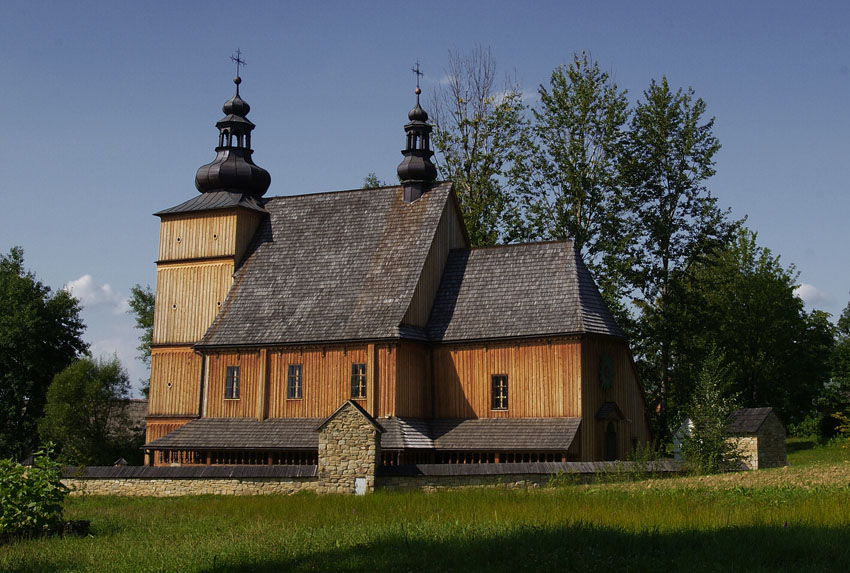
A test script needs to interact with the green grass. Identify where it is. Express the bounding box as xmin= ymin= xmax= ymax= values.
xmin=787 ymin=436 xmax=849 ymax=466
xmin=3 ymin=482 xmax=850 ymax=572
xmin=2 ymin=440 xmax=848 ymax=572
